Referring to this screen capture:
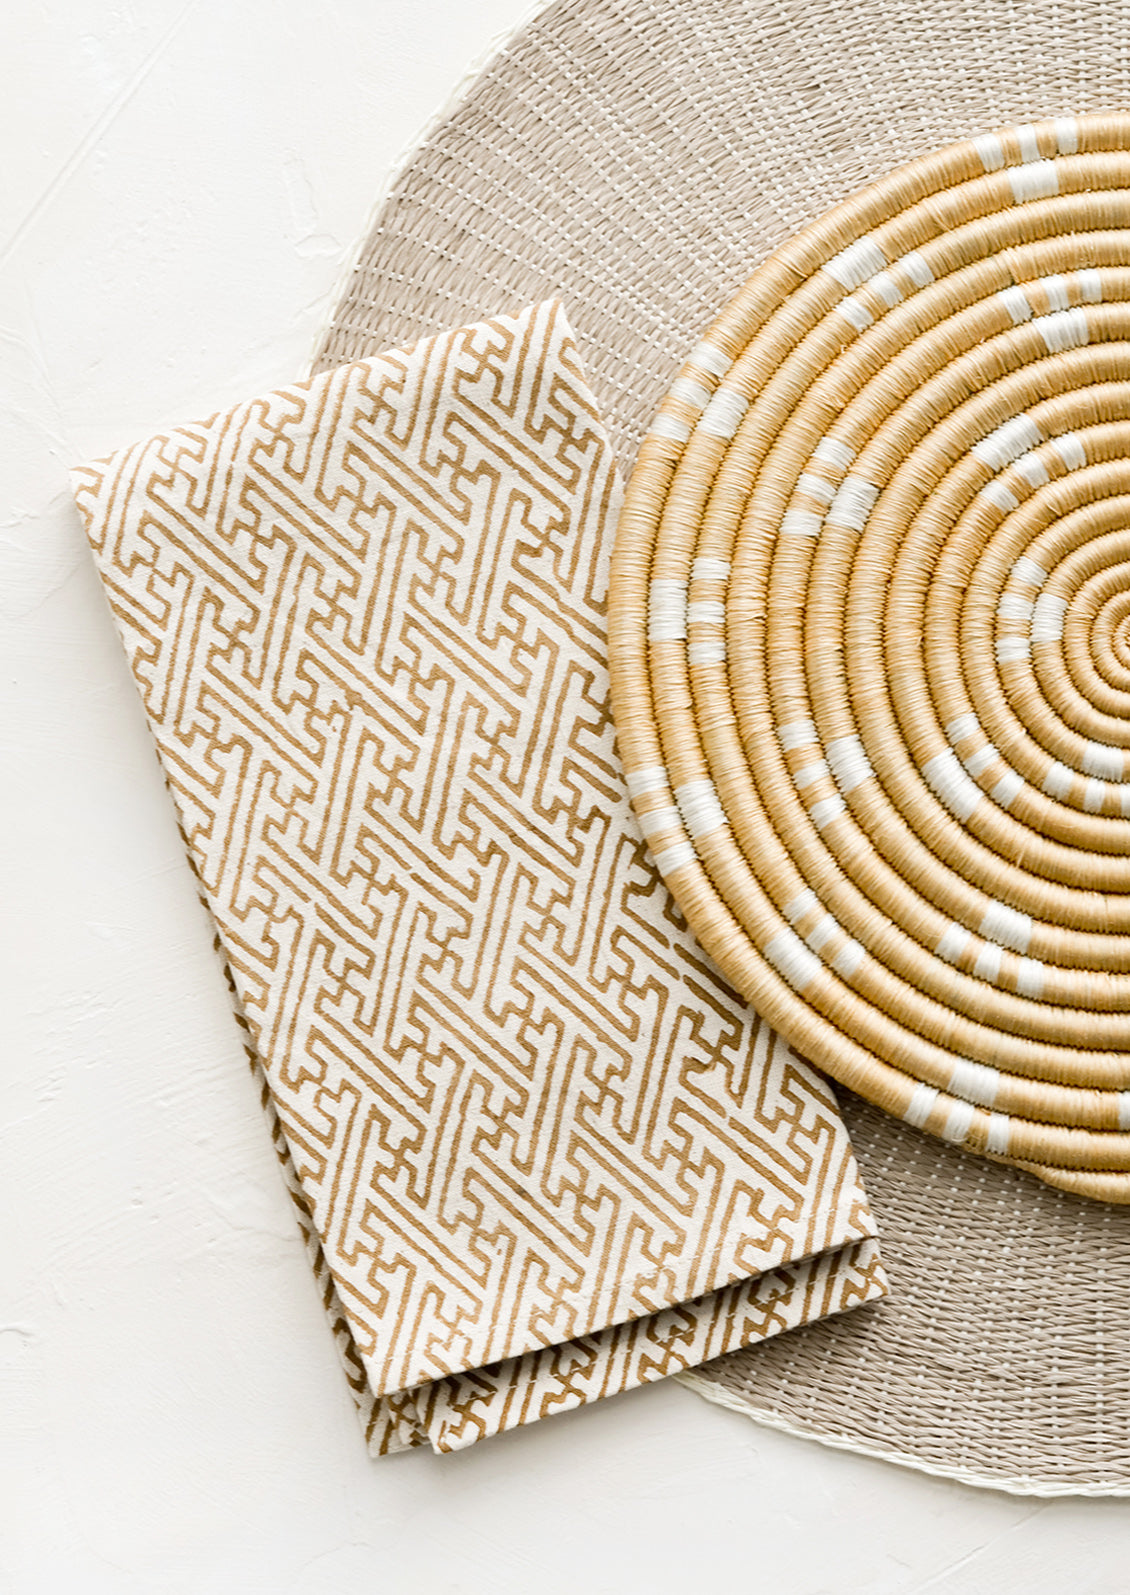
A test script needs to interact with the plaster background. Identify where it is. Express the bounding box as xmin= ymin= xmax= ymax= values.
xmin=3 ymin=4 xmax=1128 ymax=1589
